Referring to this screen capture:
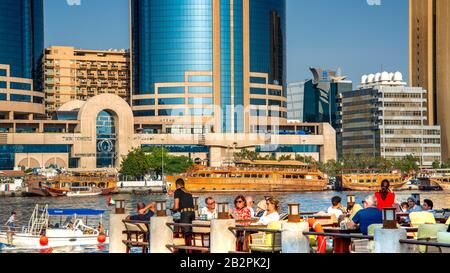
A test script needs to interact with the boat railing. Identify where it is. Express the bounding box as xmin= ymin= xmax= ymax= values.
xmin=74 ymin=219 xmax=99 ymax=235
xmin=25 ymin=204 xmax=49 ymax=236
